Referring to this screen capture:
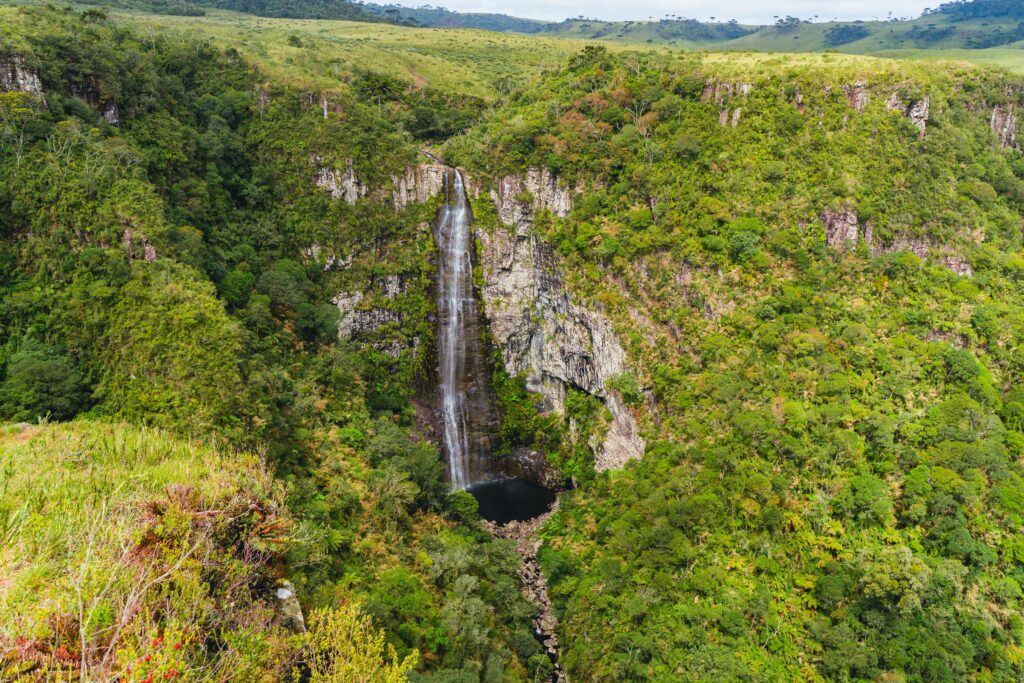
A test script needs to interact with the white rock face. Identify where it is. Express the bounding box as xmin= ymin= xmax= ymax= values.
xmin=0 ymin=56 xmax=42 ymax=97
xmin=391 ymin=164 xmax=447 ymax=210
xmin=480 ymin=171 xmax=645 ymax=471
xmin=991 ymin=104 xmax=1018 ymax=148
xmin=886 ymin=93 xmax=930 ymax=136
xmin=490 ymin=168 xmax=574 ymax=225
xmin=313 ymin=157 xmax=367 ymax=205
